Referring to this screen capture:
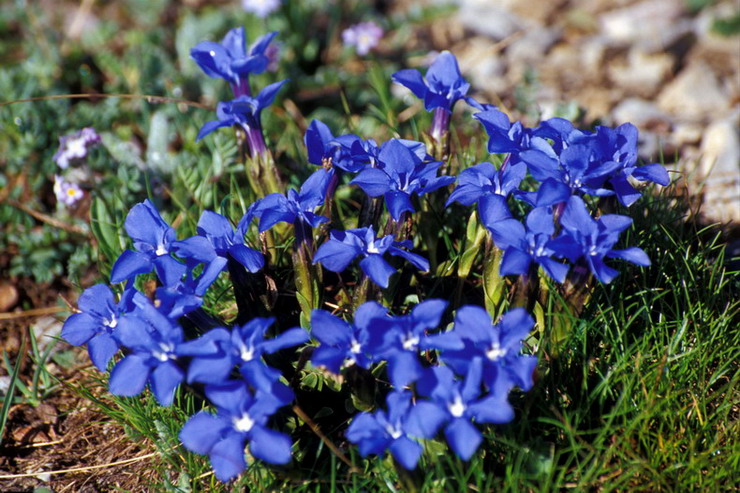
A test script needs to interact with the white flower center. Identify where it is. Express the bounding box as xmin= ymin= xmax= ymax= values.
xmin=402 ymin=335 xmax=419 ymax=351
xmin=366 ymin=242 xmax=380 ymax=254
xmin=385 ymin=424 xmax=402 ymax=440
xmin=486 ymin=341 xmax=507 ymax=361
xmin=448 ymin=395 xmax=465 ymax=418
xmin=209 ymin=50 xmax=216 ymax=57
xmin=105 ymin=317 xmax=118 ymax=329
xmin=350 ymin=340 xmax=361 ymax=354
xmin=240 ymin=345 xmax=254 ymax=361
xmin=153 ymin=342 xmax=175 ymax=362
xmin=233 ymin=413 xmax=254 ymax=432
xmin=155 ymin=244 xmax=168 ymax=256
